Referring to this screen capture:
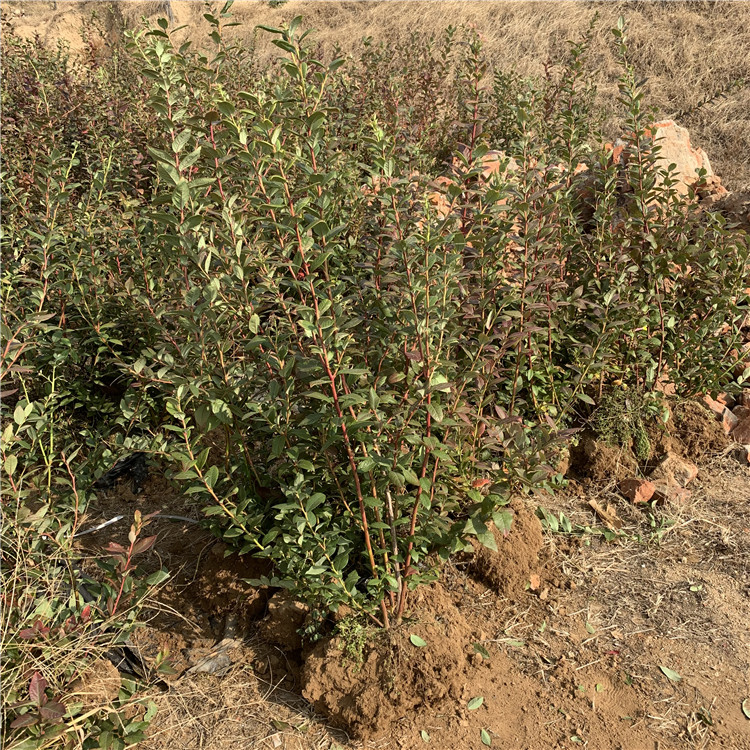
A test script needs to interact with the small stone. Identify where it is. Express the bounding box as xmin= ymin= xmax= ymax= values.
xmin=539 ymin=587 xmax=549 ymax=601
xmin=732 ymin=418 xmax=750 ymax=445
xmin=650 ymin=453 xmax=698 ymax=488
xmin=253 ymin=659 xmax=268 ymax=675
xmin=732 ymin=405 xmax=750 ymax=422
xmin=716 ymin=392 xmax=736 ymax=409
xmin=652 ymin=480 xmax=691 ymax=506
xmin=702 ymin=394 xmax=726 ymax=420
xmin=733 ymin=445 xmax=750 ymax=465
xmin=620 ymin=478 xmax=656 ymax=504
xmin=721 ymin=407 xmax=740 ymax=434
